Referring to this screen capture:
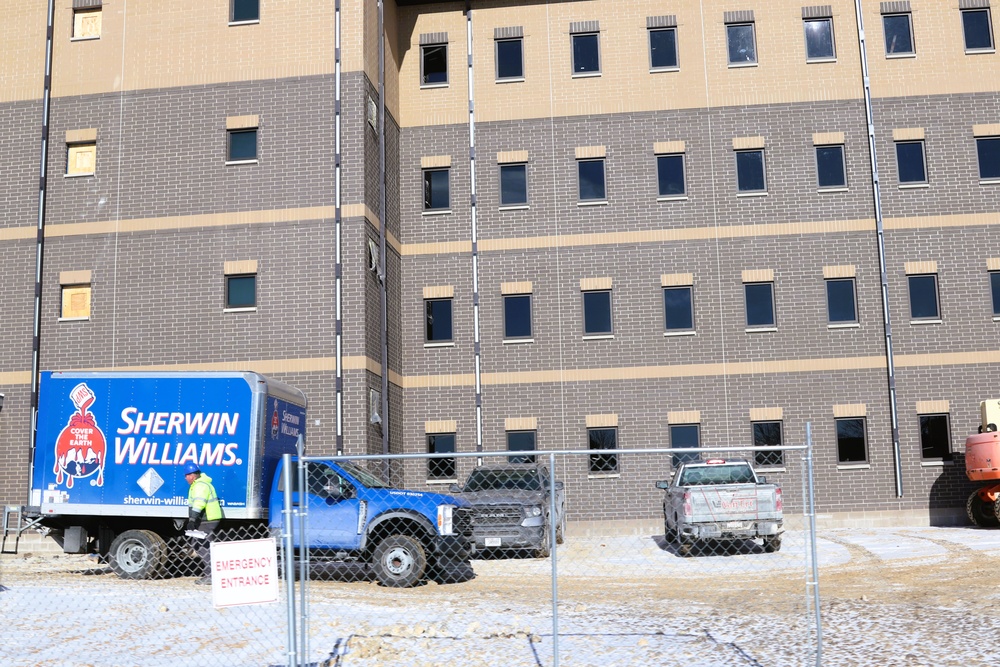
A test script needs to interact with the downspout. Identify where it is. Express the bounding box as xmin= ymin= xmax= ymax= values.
xmin=377 ymin=0 xmax=390 ymax=463
xmin=854 ymin=0 xmax=903 ymax=497
xmin=465 ymin=1 xmax=485 ymax=459
xmin=335 ymin=0 xmax=344 ymax=455
xmin=28 ymin=0 xmax=57 ymax=500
